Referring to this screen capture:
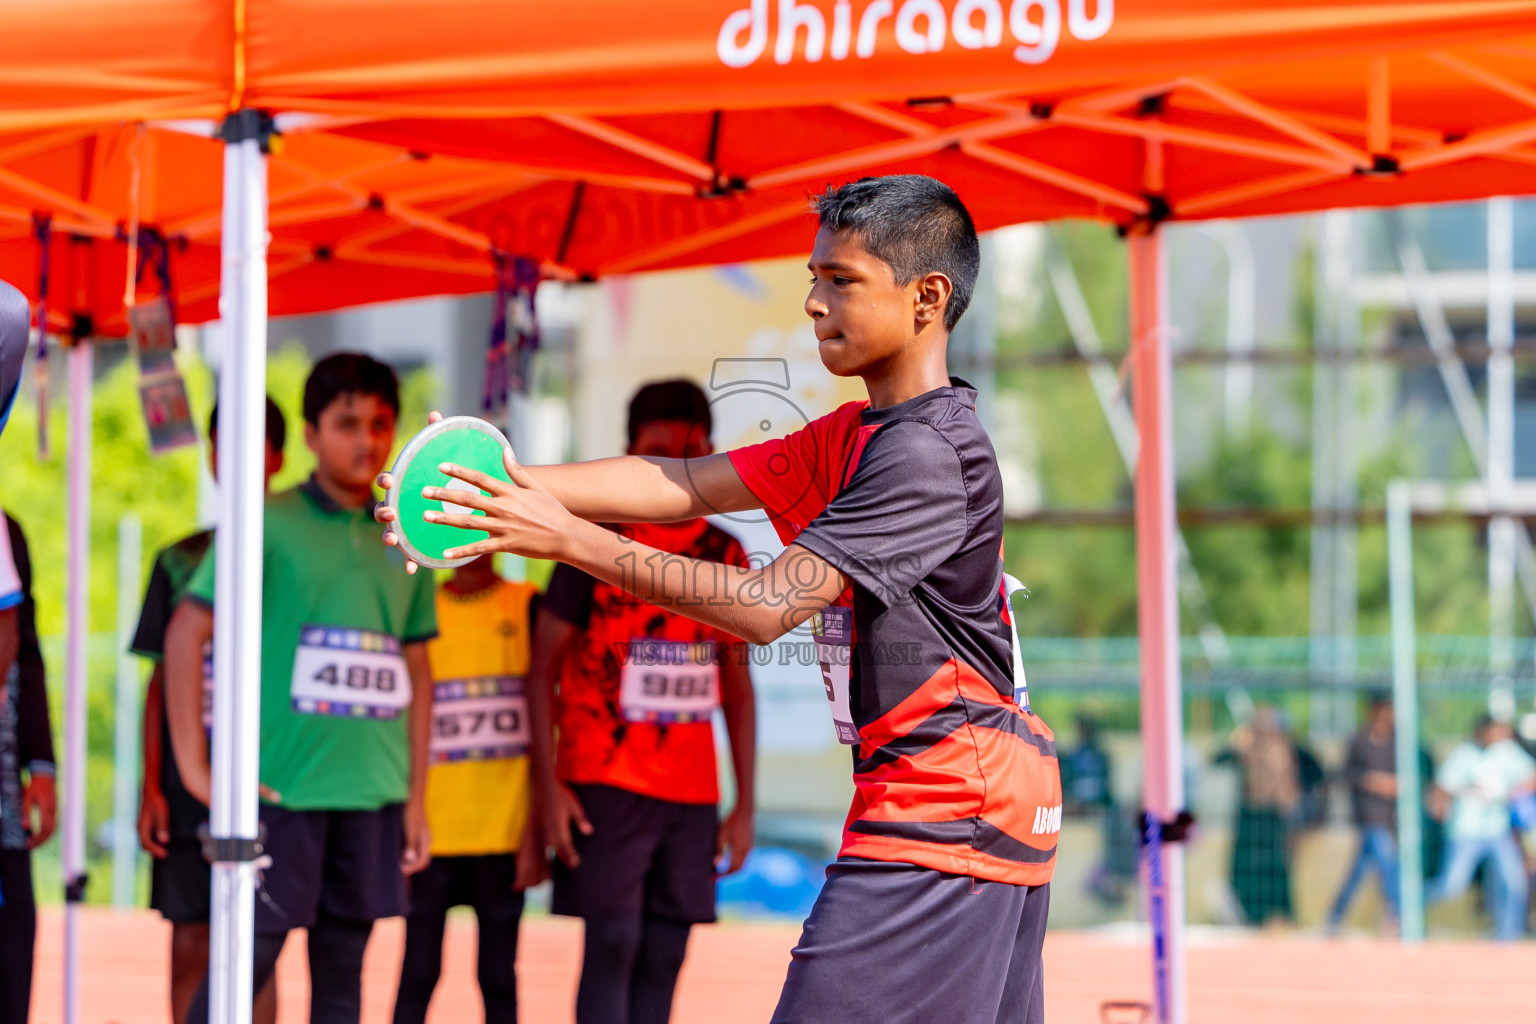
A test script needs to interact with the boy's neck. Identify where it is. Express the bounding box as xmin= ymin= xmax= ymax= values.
xmin=311 ymin=469 xmax=376 ymax=510
xmin=863 ymin=342 xmax=951 ymax=410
